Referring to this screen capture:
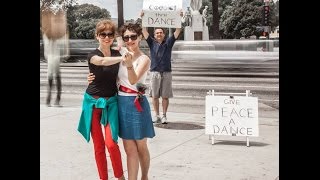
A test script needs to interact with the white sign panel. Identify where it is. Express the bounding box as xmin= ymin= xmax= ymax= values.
xmin=205 ymin=96 xmax=259 ymax=137
xmin=142 ymin=0 xmax=182 ymax=28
